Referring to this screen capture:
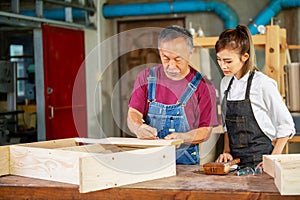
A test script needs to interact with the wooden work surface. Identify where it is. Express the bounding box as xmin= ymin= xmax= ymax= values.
xmin=0 ymin=165 xmax=299 ymax=200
